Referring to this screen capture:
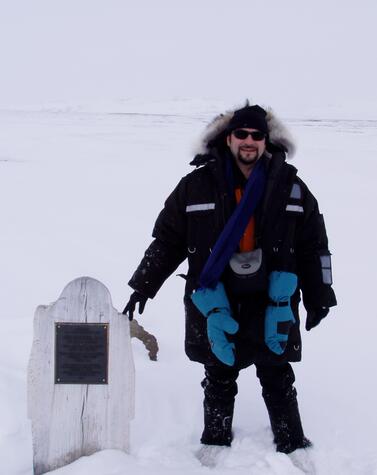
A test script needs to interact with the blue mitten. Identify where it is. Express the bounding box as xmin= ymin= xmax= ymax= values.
xmin=191 ymin=282 xmax=239 ymax=366
xmin=265 ymin=271 xmax=297 ymax=355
